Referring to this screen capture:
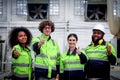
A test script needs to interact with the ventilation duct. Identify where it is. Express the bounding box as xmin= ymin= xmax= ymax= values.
xmin=27 ymin=0 xmax=49 ymax=21
xmin=85 ymin=0 xmax=107 ymax=21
